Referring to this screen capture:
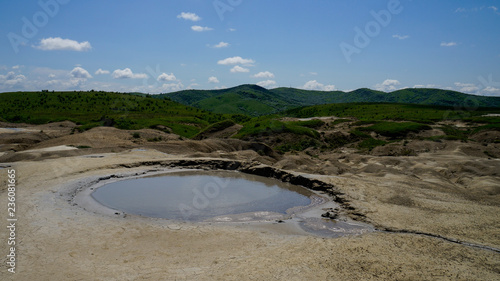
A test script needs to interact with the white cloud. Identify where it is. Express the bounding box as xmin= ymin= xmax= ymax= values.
xmin=44 ymin=78 xmax=87 ymax=89
xmin=413 ymin=84 xmax=439 ymax=89
xmin=160 ymin=82 xmax=184 ymax=92
xmin=34 ymin=37 xmax=91 ymax=51
xmin=393 ymin=34 xmax=410 ymax=40
xmin=213 ymin=41 xmax=229 ymax=48
xmin=191 ymin=25 xmax=213 ymax=32
xmin=95 ymin=68 xmax=110 ymax=75
xmin=70 ymin=67 xmax=92 ymax=79
xmin=441 ymin=42 xmax=457 ymax=47
xmin=454 ymin=82 xmax=479 ymax=93
xmin=374 ymin=79 xmax=401 ymax=92
xmin=177 ymin=12 xmax=201 ymax=21
xmin=257 ymin=80 xmax=277 ymax=88
xmin=218 ymin=56 xmax=255 ymax=65
xmin=12 ymin=65 xmax=22 ymax=70
xmin=186 ymin=83 xmax=199 ymax=89
xmin=483 ymin=86 xmax=500 ymax=96
xmin=0 ymin=71 xmax=26 ymax=87
xmin=230 ymin=65 xmax=250 ymax=73
xmin=228 ymin=28 xmax=236 ymax=32
xmin=112 ymin=68 xmax=147 ymax=79
xmin=303 ymin=80 xmax=336 ymax=91
xmin=208 ymin=76 xmax=219 ymax=83
xmin=454 ymin=6 xmax=500 ymax=15
xmin=252 ymin=71 xmax=275 ymax=79
xmin=157 ymin=72 xmax=176 ymax=82
xmin=309 ymin=72 xmax=318 ymax=76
